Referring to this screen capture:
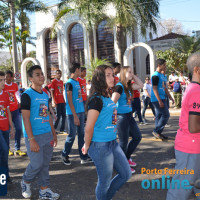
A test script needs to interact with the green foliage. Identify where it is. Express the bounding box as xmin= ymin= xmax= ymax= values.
xmin=106 ymin=0 xmax=159 ymax=35
xmin=85 ymin=58 xmax=111 ymax=80
xmin=0 ymin=59 xmax=13 ymax=71
xmin=156 ymin=48 xmax=189 ymax=74
xmin=174 ymin=36 xmax=200 ymax=54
